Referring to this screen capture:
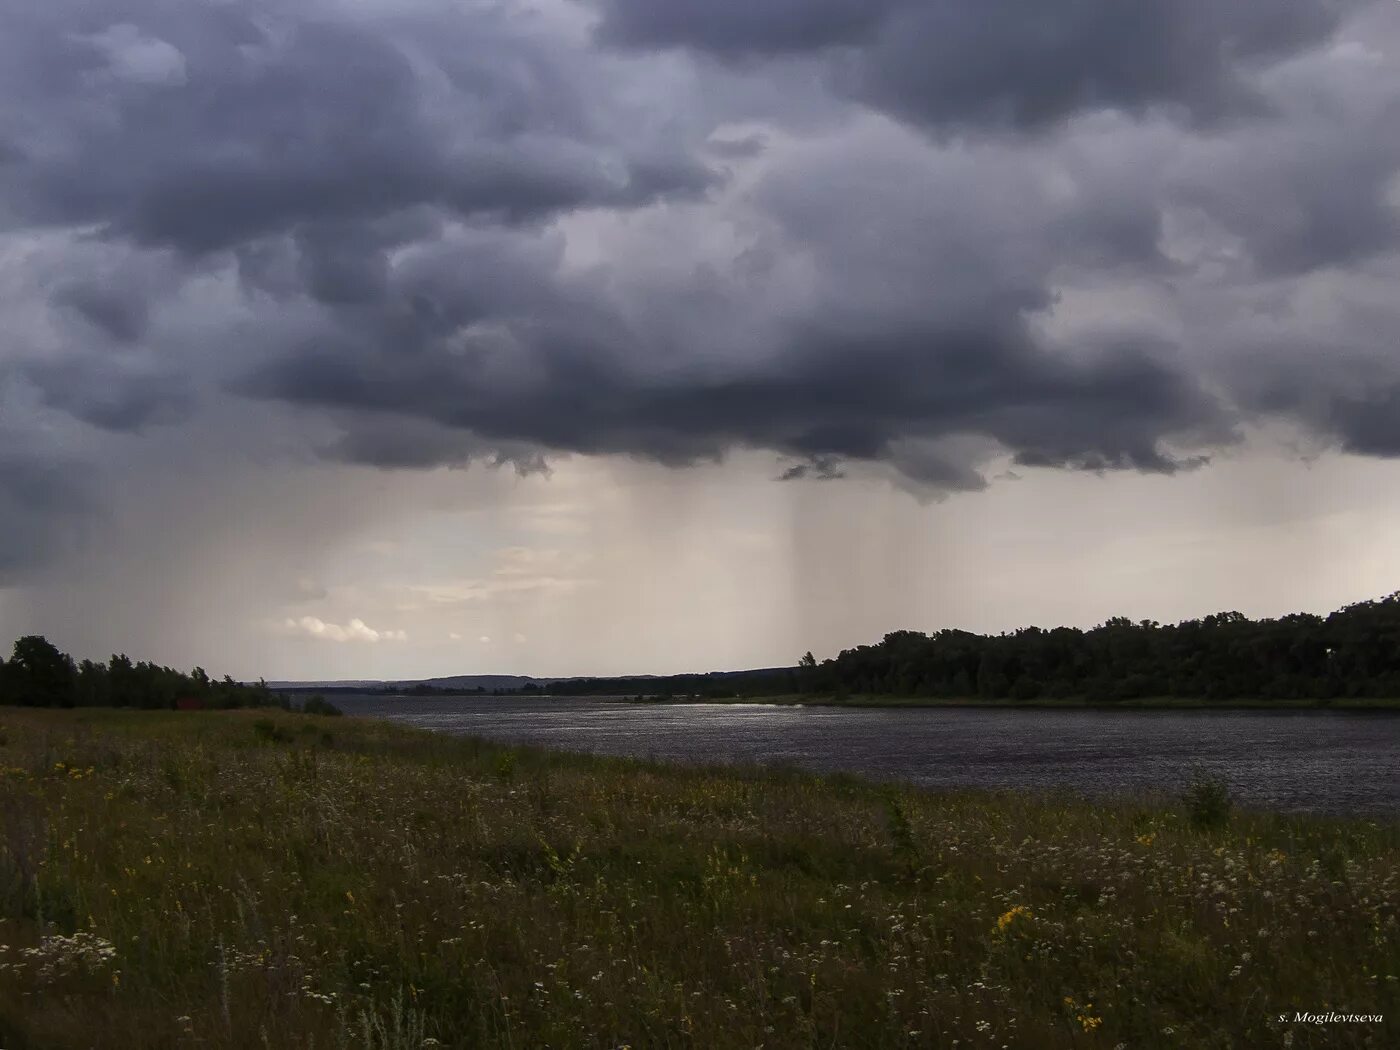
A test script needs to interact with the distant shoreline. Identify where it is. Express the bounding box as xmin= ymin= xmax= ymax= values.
xmin=324 ymin=690 xmax=1400 ymax=711
xmin=621 ymin=694 xmax=1400 ymax=711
